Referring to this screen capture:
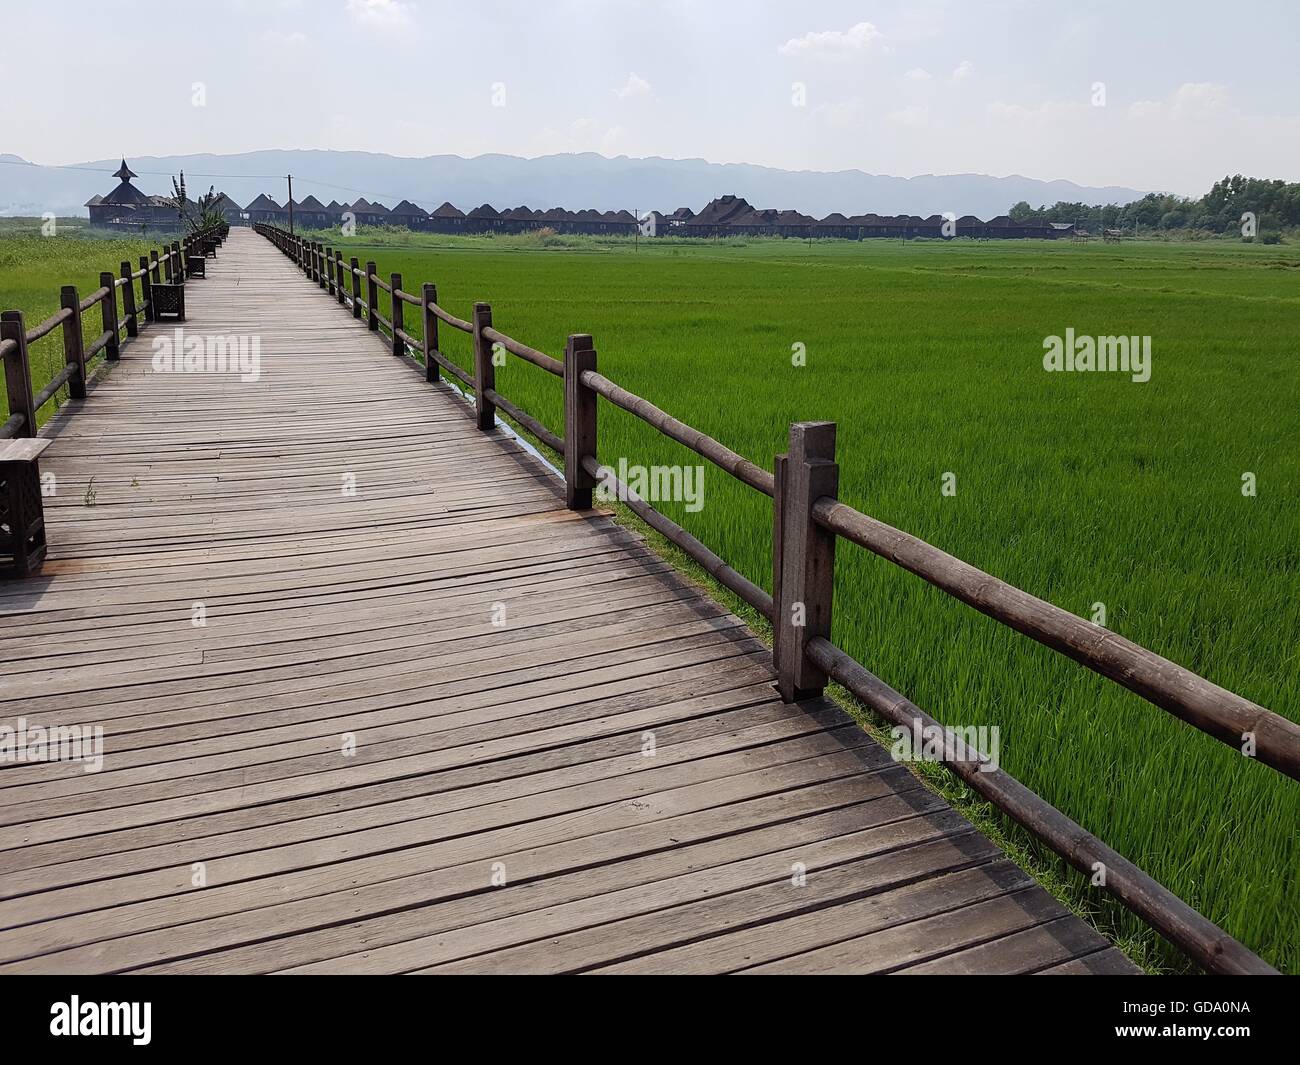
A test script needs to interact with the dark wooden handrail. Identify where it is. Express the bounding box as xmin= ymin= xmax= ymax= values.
xmin=253 ymin=220 xmax=1293 ymax=974
xmin=0 ymin=223 xmax=227 ymax=441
